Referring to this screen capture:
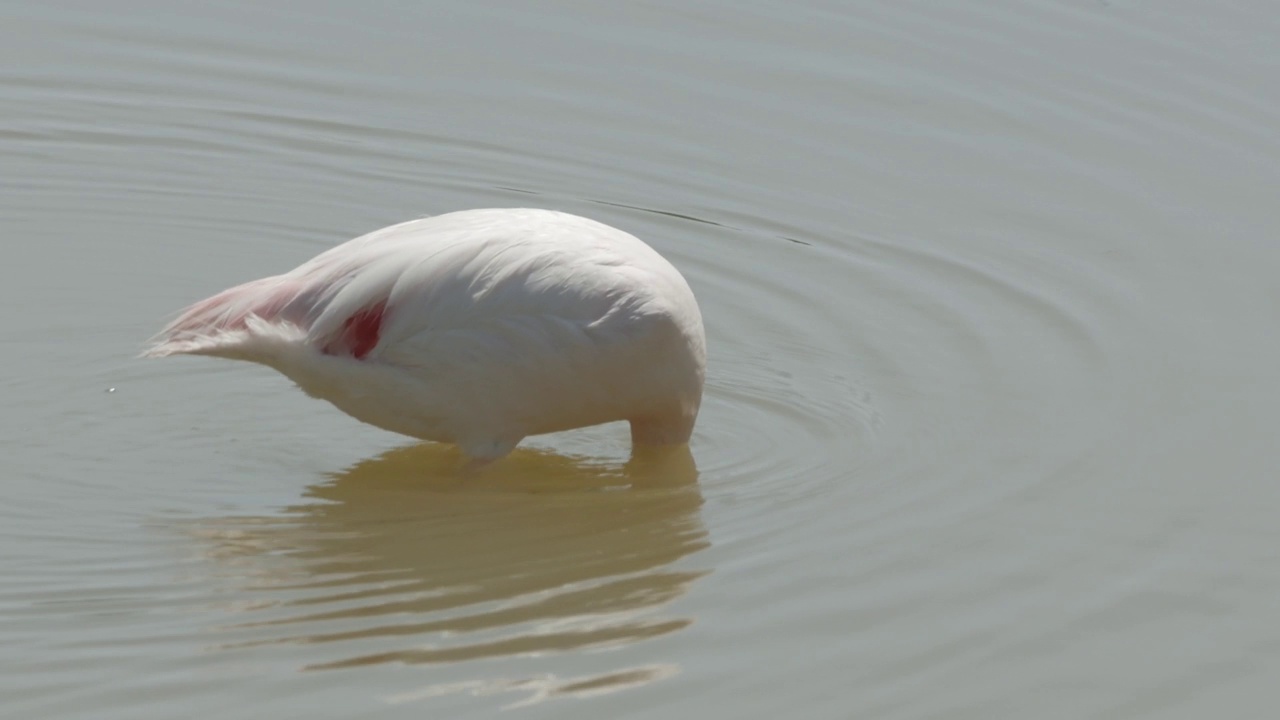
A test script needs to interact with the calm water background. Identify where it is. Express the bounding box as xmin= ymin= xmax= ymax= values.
xmin=4 ymin=1 xmax=1280 ymax=718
